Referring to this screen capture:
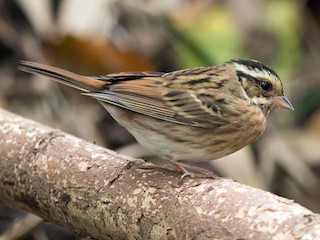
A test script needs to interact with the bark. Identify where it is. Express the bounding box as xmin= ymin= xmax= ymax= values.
xmin=0 ymin=108 xmax=319 ymax=240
